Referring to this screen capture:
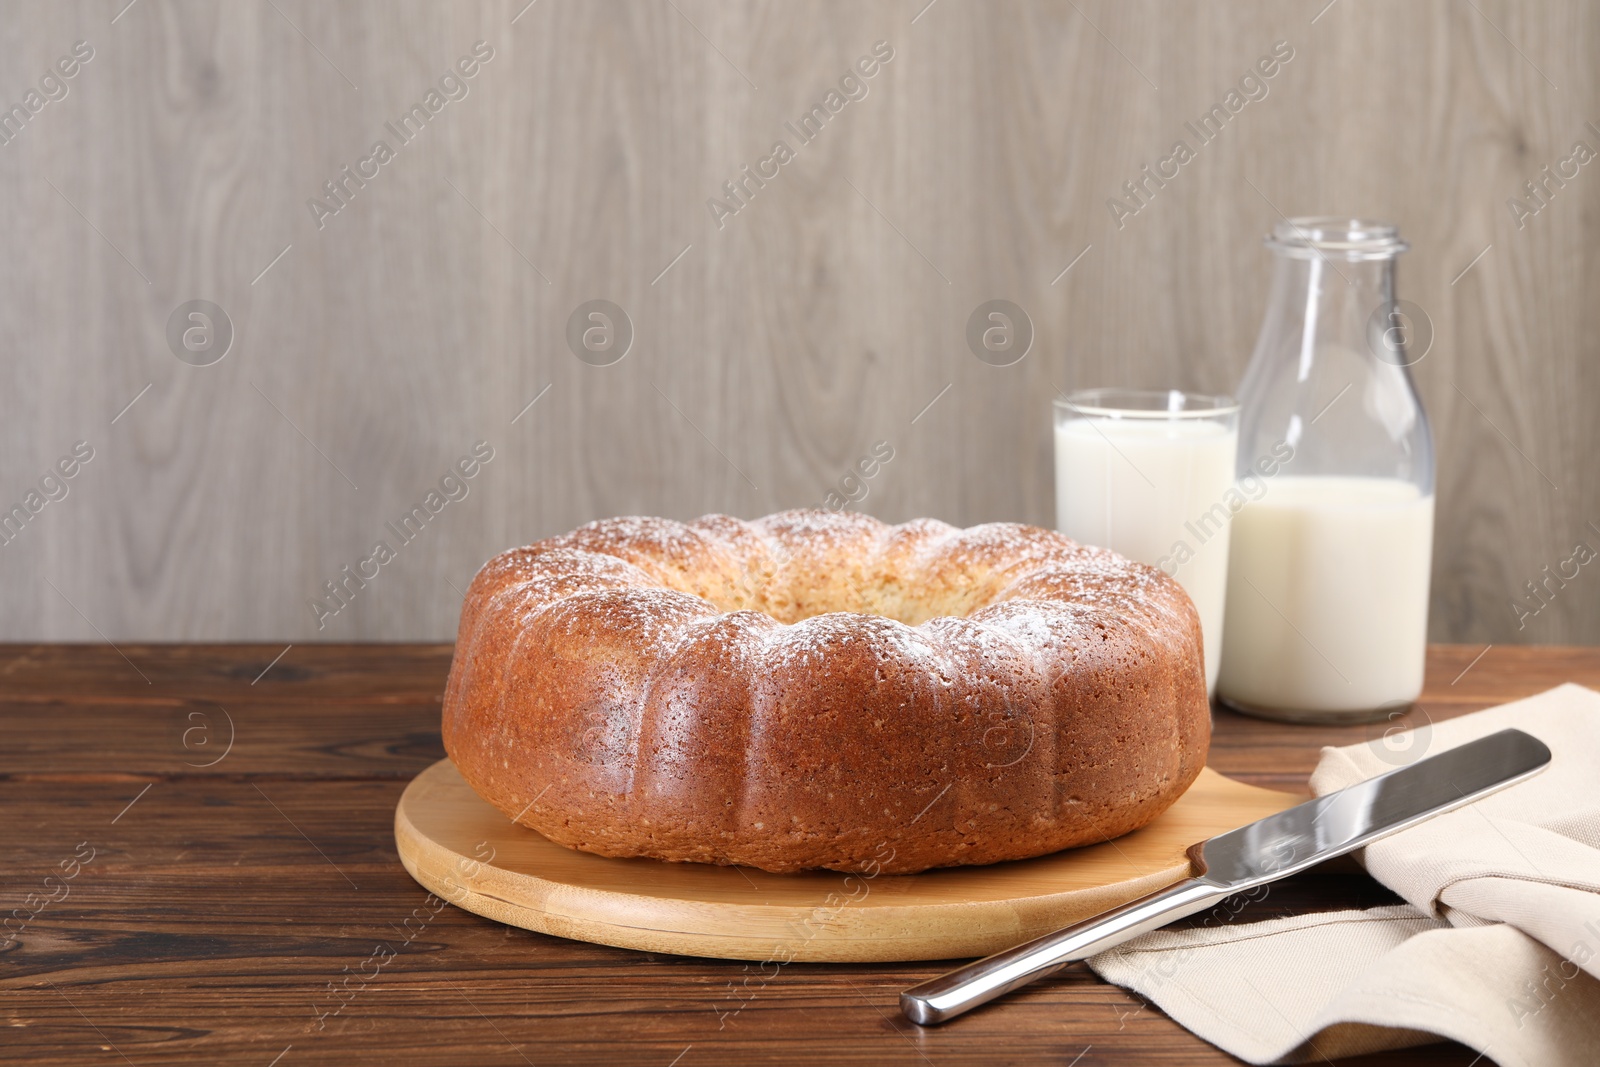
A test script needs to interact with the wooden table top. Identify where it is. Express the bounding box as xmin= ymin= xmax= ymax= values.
xmin=4 ymin=643 xmax=1593 ymax=1066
